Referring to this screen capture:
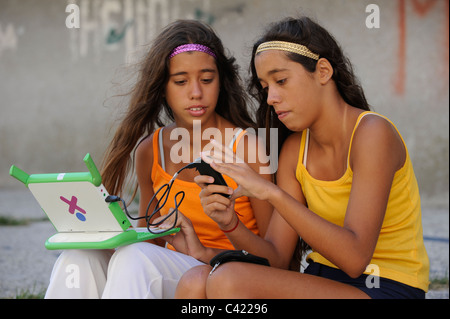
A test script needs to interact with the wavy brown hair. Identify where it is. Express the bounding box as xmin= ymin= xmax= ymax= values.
xmin=248 ymin=16 xmax=371 ymax=267
xmin=101 ymin=20 xmax=255 ymax=197
xmin=249 ymin=16 xmax=370 ymax=156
